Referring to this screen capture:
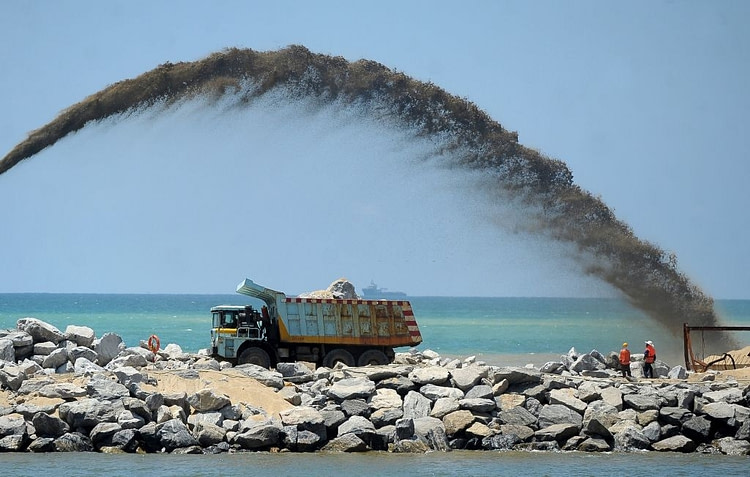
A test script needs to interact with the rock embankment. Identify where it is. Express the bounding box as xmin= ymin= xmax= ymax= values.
xmin=1 ymin=318 xmax=749 ymax=455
